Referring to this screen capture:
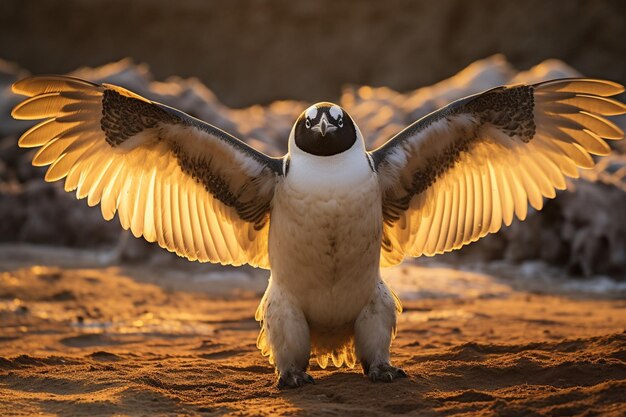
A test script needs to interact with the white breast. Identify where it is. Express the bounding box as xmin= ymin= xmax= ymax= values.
xmin=269 ymin=140 xmax=382 ymax=328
